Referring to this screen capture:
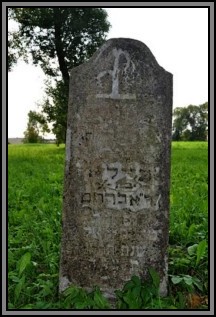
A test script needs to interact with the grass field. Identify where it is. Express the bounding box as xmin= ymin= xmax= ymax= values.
xmin=8 ymin=142 xmax=208 ymax=309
